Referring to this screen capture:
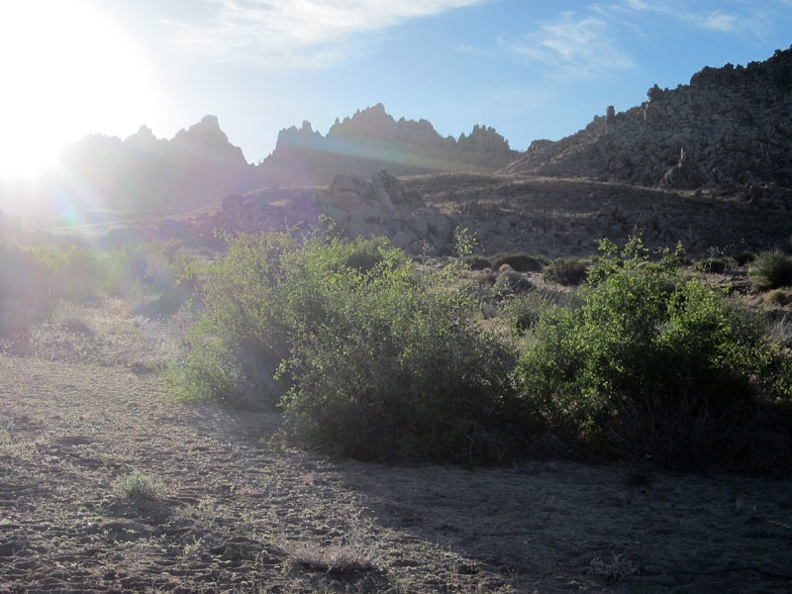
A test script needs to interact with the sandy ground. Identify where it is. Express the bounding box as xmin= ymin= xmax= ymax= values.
xmin=1 ymin=300 xmax=791 ymax=593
